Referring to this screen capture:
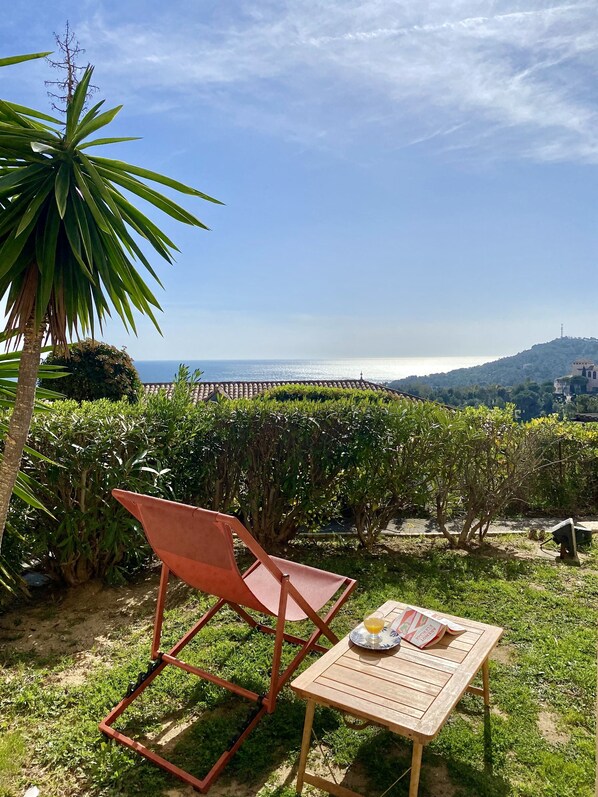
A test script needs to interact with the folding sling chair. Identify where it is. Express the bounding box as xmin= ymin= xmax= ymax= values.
xmin=100 ymin=490 xmax=357 ymax=792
